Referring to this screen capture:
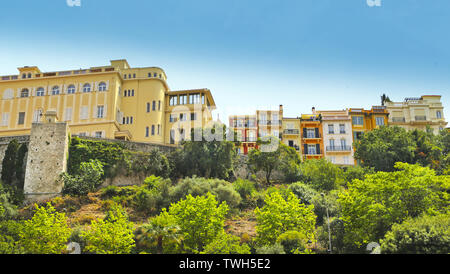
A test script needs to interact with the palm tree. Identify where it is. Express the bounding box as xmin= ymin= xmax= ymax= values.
xmin=138 ymin=217 xmax=182 ymax=254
